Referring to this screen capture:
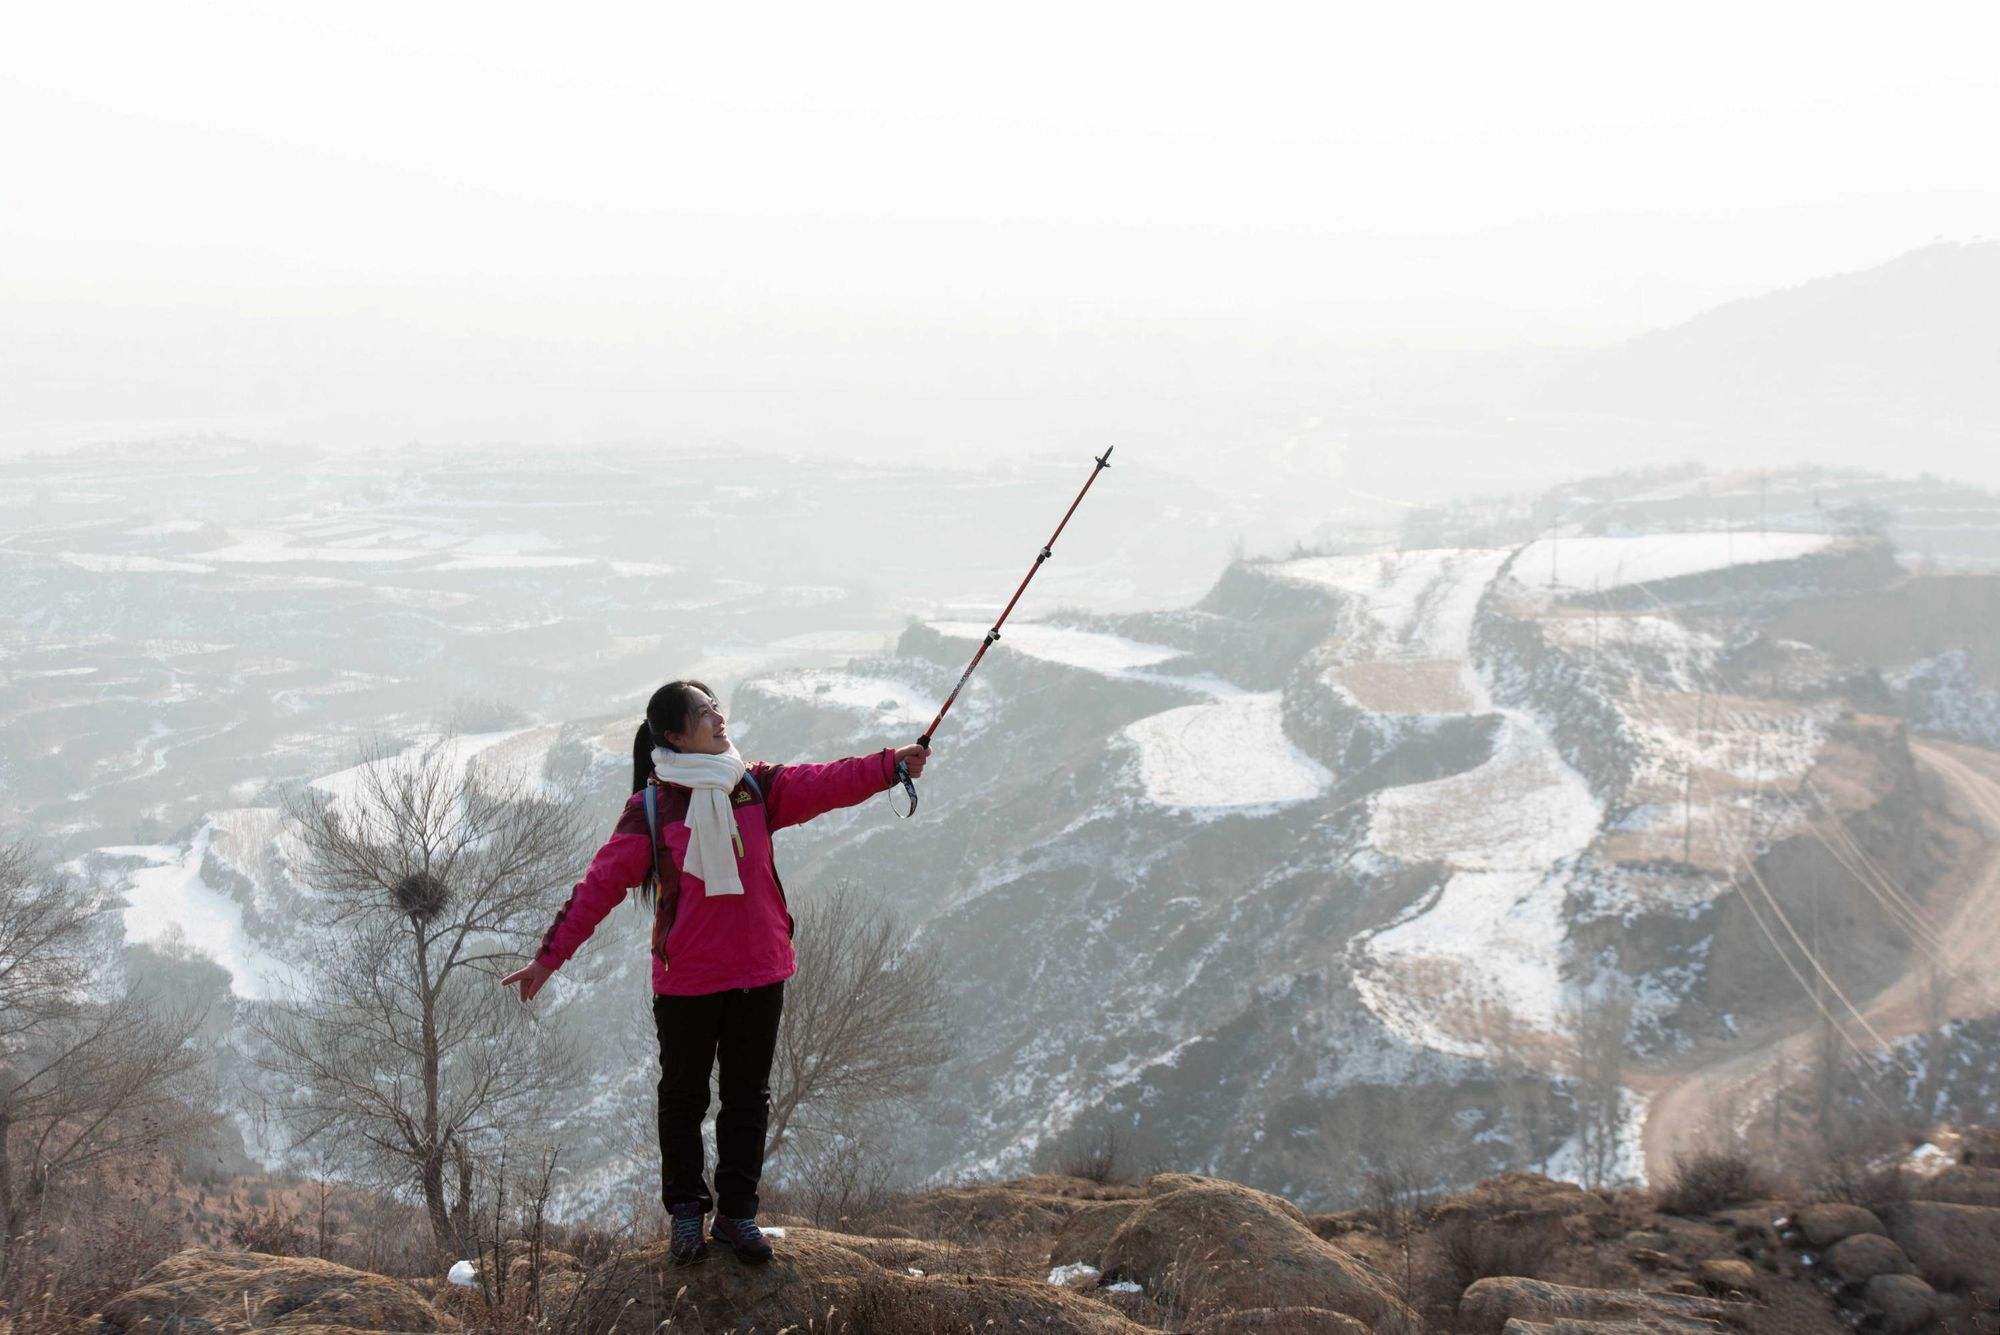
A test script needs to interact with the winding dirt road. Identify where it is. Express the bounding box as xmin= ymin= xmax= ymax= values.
xmin=1637 ymin=739 xmax=2000 ymax=1181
